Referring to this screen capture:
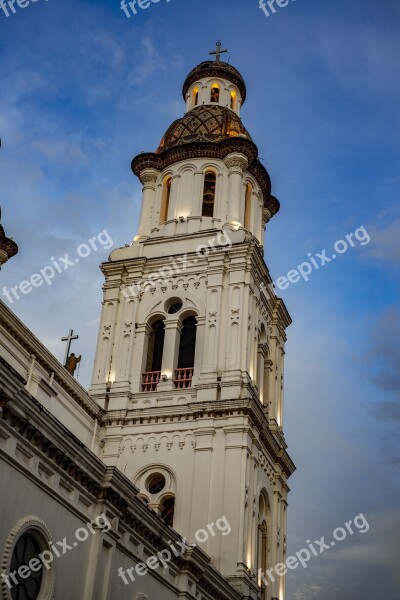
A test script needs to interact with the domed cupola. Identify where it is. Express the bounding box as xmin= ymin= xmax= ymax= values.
xmin=182 ymin=42 xmax=246 ymax=116
xmin=131 ymin=44 xmax=280 ymax=243
xmin=156 ymin=105 xmax=252 ymax=154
